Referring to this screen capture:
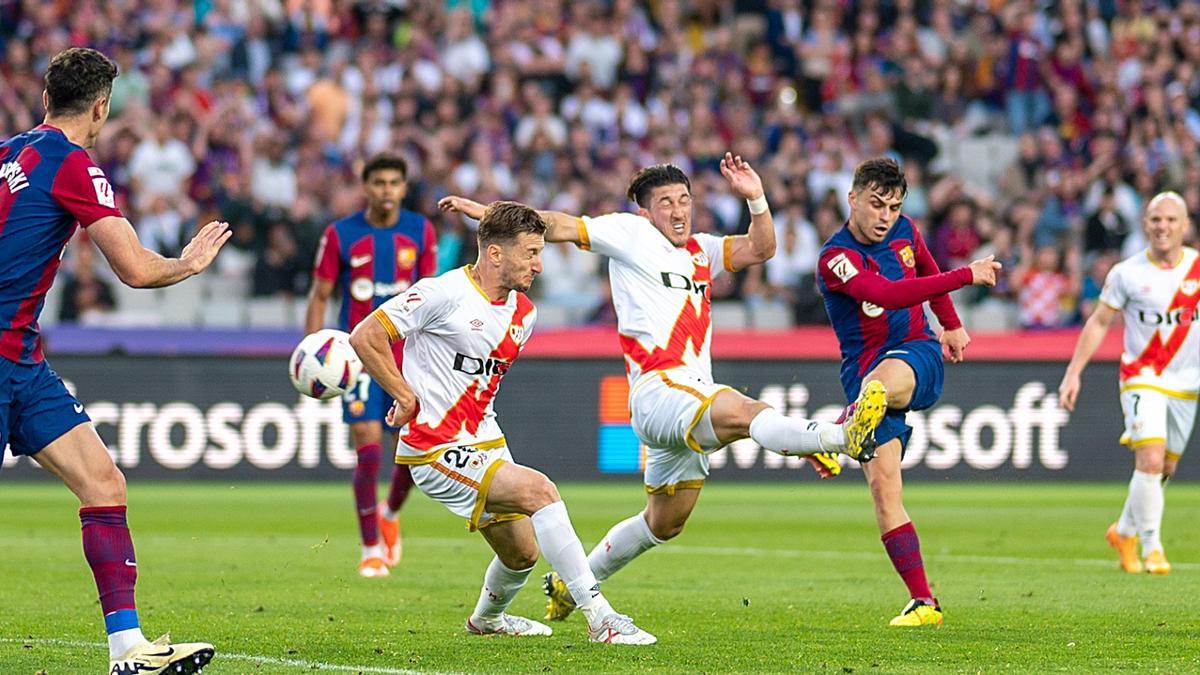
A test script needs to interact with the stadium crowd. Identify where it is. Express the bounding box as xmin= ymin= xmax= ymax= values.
xmin=2 ymin=0 xmax=1198 ymax=330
